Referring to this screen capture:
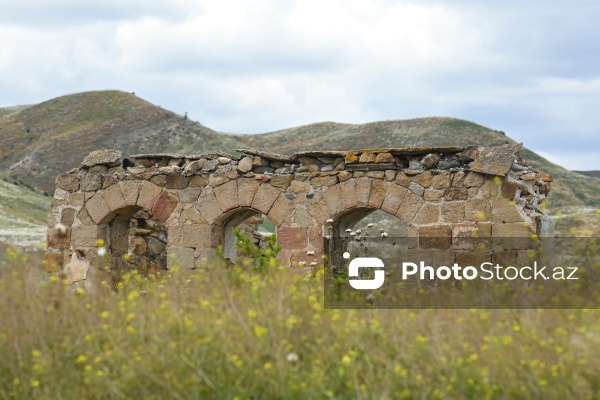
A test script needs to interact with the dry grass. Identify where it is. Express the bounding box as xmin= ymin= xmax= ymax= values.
xmin=0 ymin=249 xmax=599 ymax=399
